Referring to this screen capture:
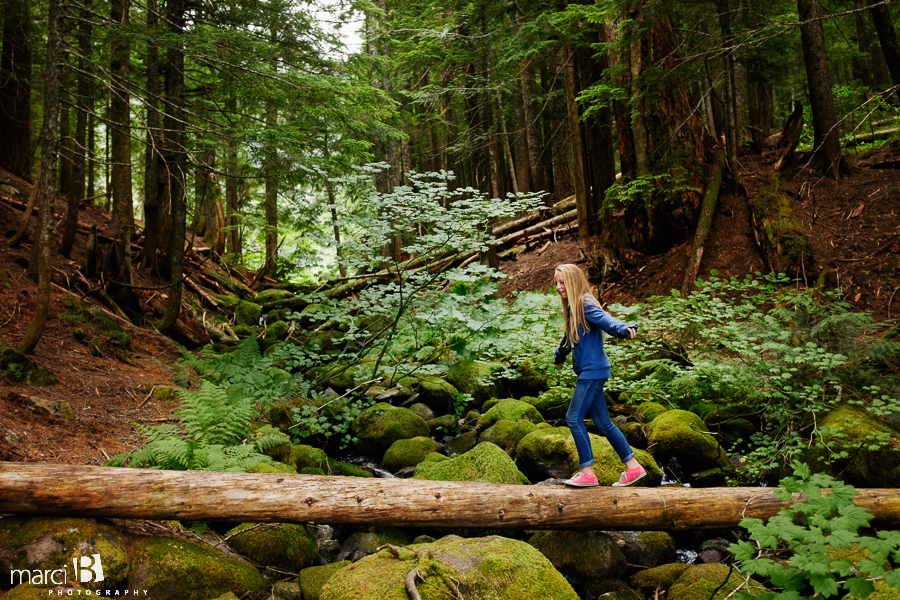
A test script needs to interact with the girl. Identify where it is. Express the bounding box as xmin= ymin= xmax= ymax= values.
xmin=553 ymin=264 xmax=645 ymax=487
